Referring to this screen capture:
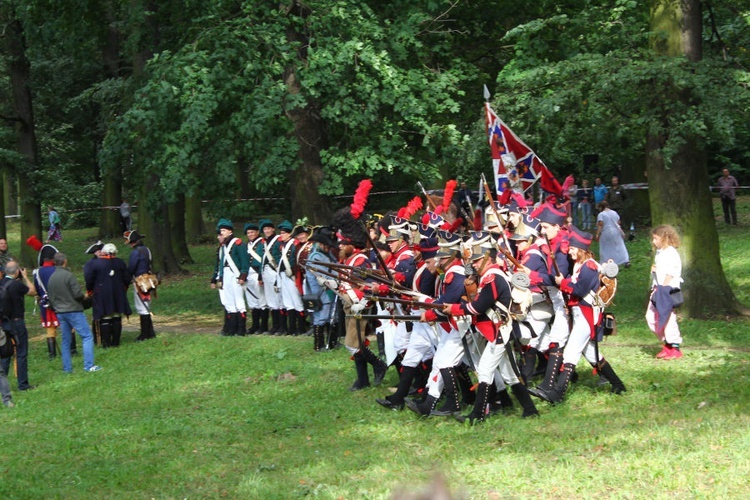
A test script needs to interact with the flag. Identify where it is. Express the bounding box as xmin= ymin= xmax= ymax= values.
xmin=484 ymin=102 xmax=543 ymax=194
xmin=539 ymin=164 xmax=562 ymax=197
